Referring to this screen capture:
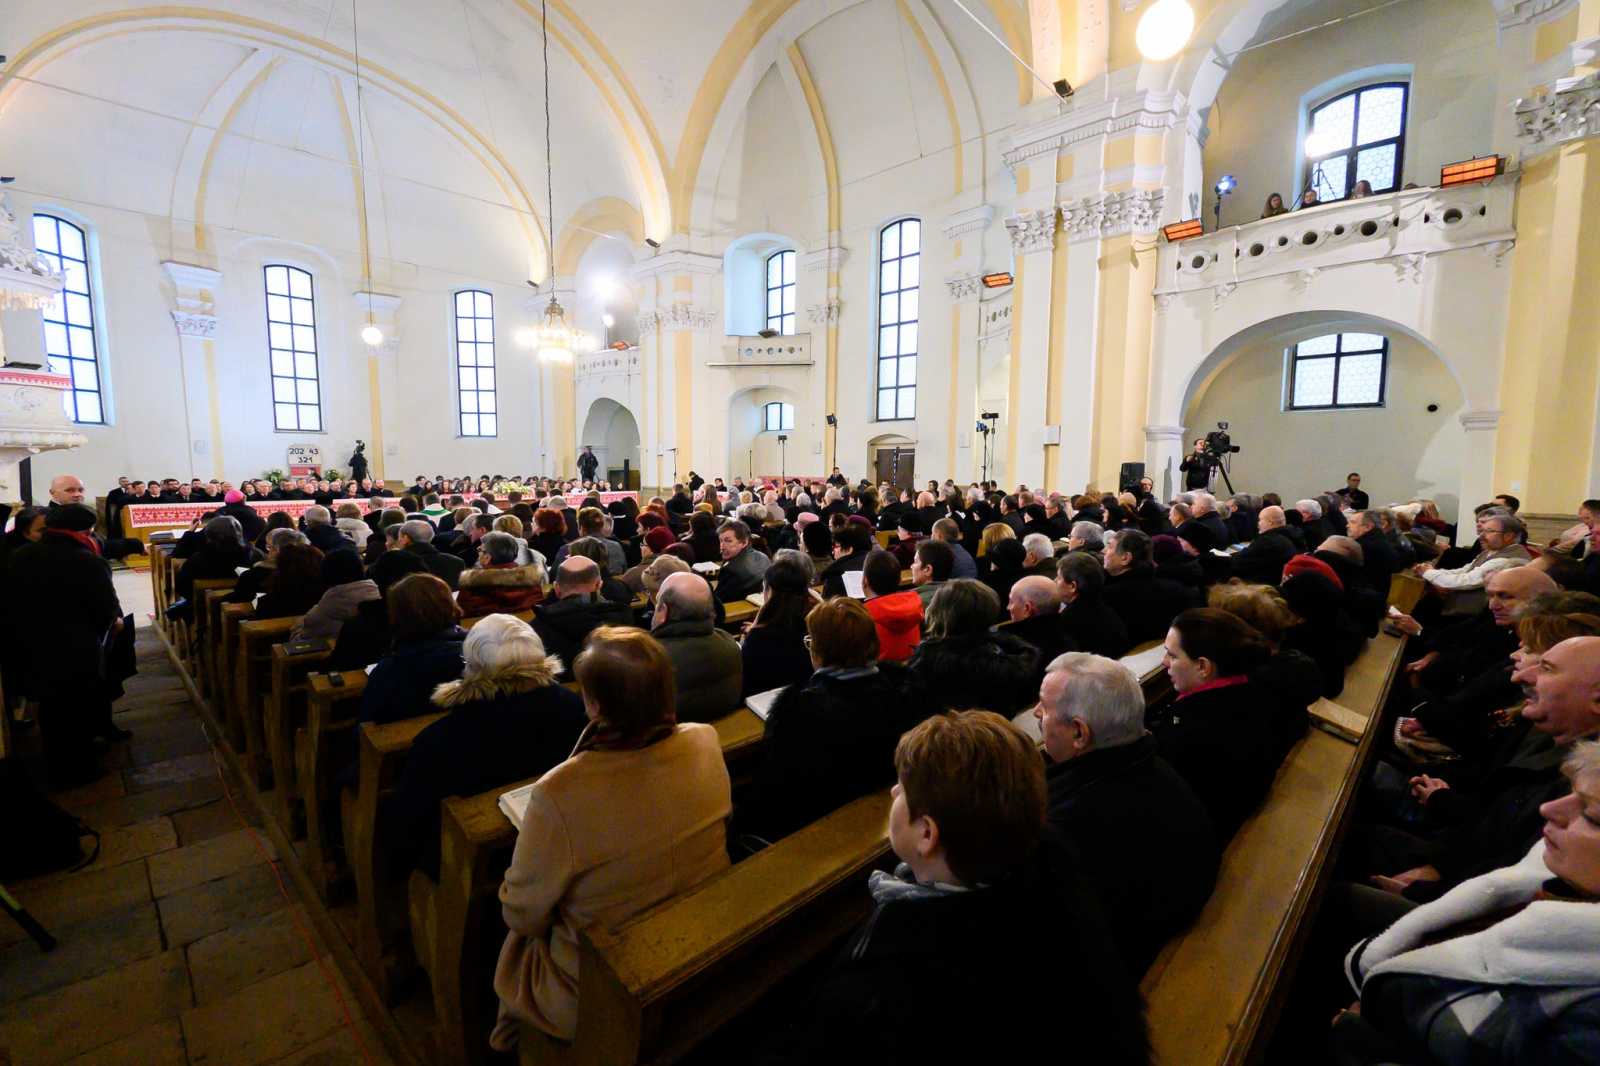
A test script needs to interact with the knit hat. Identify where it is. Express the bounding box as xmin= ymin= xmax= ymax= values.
xmin=1151 ymin=533 xmax=1188 ymax=564
xmin=896 ymin=511 xmax=925 ymax=535
xmin=1281 ymin=553 xmax=1343 ymax=593
xmin=645 ymin=526 xmax=677 ymax=555
xmin=794 ymin=511 xmax=820 ymax=531
xmin=847 ymin=514 xmax=874 ymax=530
xmin=1173 ymin=522 xmax=1216 ymax=553
xmin=224 ymin=489 xmax=245 ymax=504
xmin=321 ymin=547 xmax=366 ymax=586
